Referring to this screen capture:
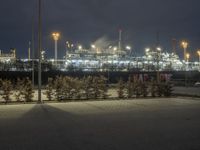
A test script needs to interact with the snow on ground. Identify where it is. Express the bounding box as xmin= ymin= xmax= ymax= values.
xmin=0 ymin=98 xmax=200 ymax=150
xmin=173 ymin=86 xmax=200 ymax=96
